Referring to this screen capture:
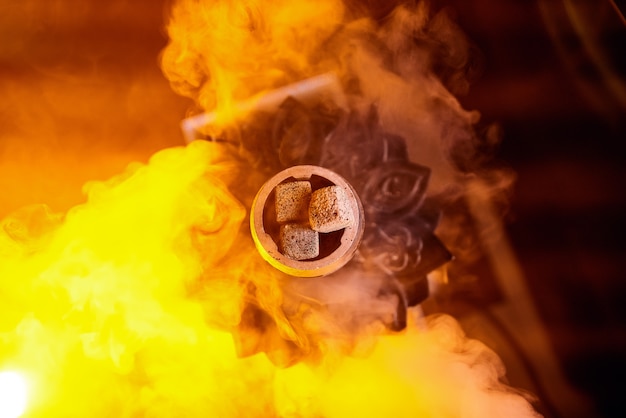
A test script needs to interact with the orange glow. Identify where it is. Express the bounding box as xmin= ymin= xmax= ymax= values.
xmin=0 ymin=141 xmax=272 ymax=416
xmin=161 ymin=0 xmax=346 ymax=121
xmin=0 ymin=141 xmax=272 ymax=415
xmin=0 ymin=139 xmax=539 ymax=416
xmin=0 ymin=0 xmax=542 ymax=416
xmin=161 ymin=0 xmax=484 ymax=194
